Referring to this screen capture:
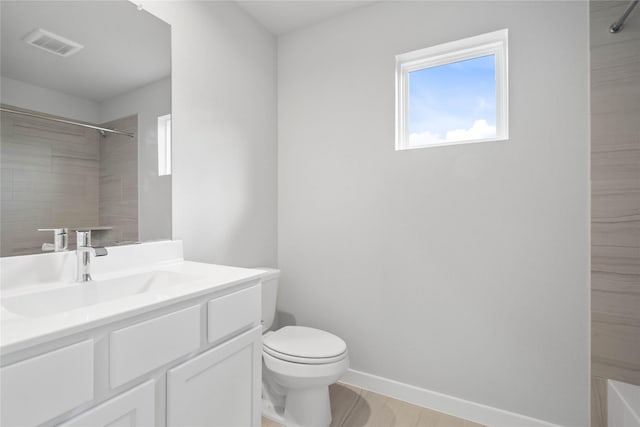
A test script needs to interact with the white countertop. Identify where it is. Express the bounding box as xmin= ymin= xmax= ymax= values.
xmin=0 ymin=241 xmax=266 ymax=355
